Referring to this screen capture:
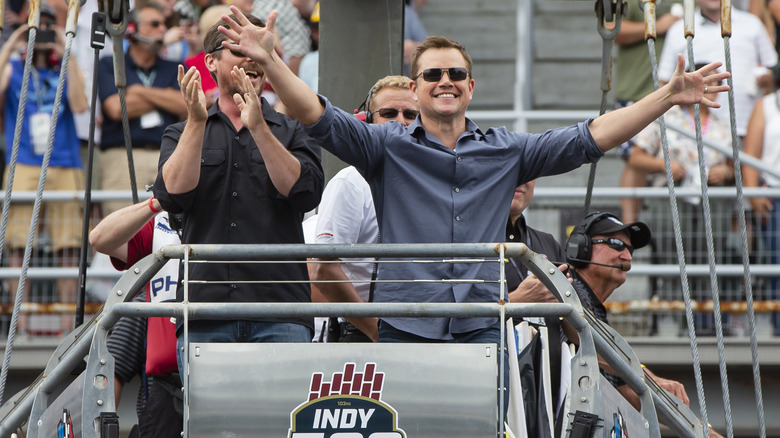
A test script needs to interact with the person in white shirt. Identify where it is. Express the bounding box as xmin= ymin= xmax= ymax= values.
xmin=658 ymin=0 xmax=777 ymax=138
